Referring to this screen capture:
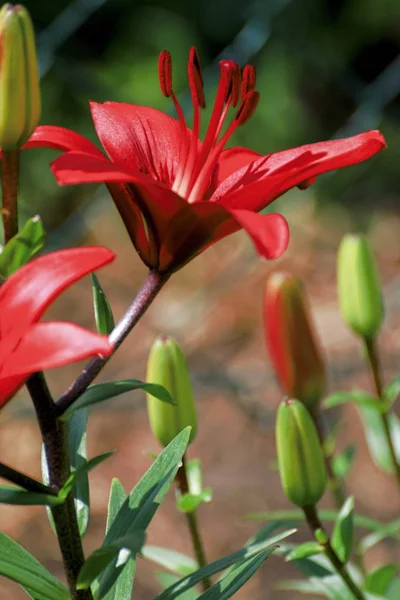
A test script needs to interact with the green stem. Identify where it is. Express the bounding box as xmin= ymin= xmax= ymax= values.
xmin=176 ymin=455 xmax=211 ymax=591
xmin=1 ymin=149 xmax=20 ymax=243
xmin=303 ymin=505 xmax=366 ymax=600
xmin=26 ymin=373 xmax=93 ymax=600
xmin=364 ymin=338 xmax=400 ymax=490
xmin=312 ymin=409 xmax=346 ymax=509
